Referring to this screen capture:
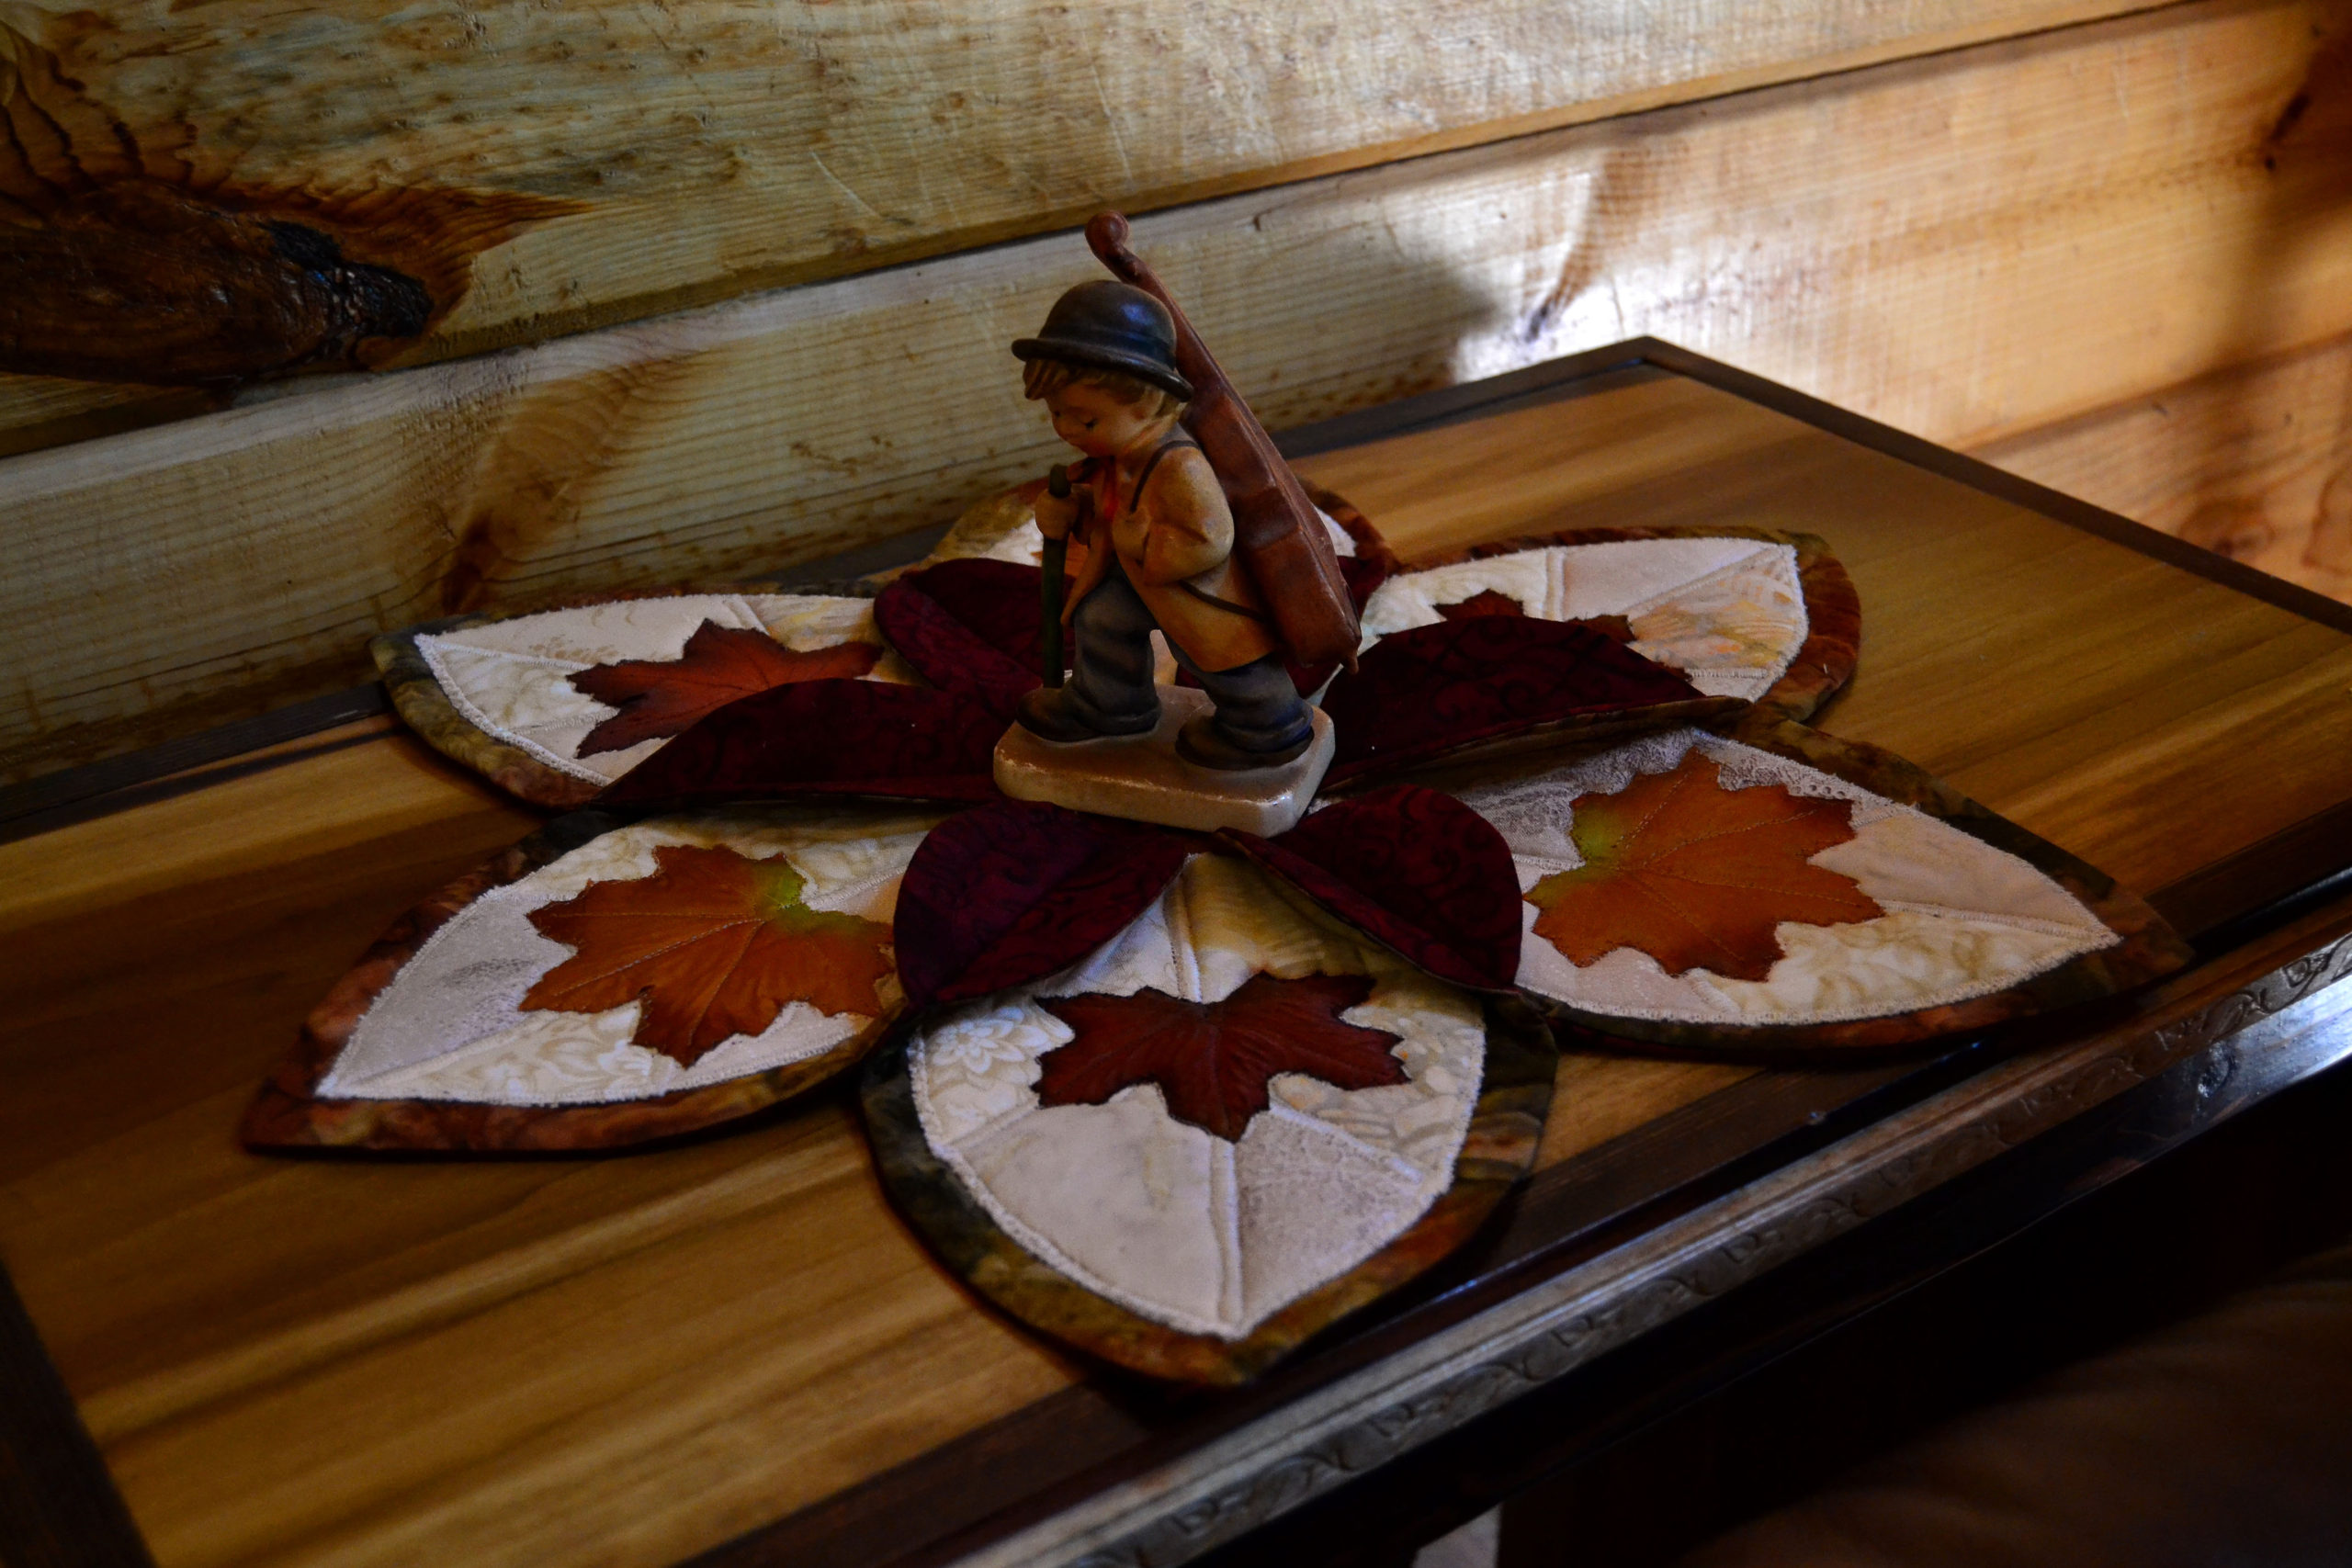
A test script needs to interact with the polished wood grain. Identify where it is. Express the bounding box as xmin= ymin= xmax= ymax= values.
xmin=8 ymin=0 xmax=2345 ymax=784
xmin=1540 ymin=1055 xmax=1758 ymax=1168
xmin=4 ymin=355 xmax=2350 ymax=1567
xmin=1979 ymin=328 xmax=2352 ymax=606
